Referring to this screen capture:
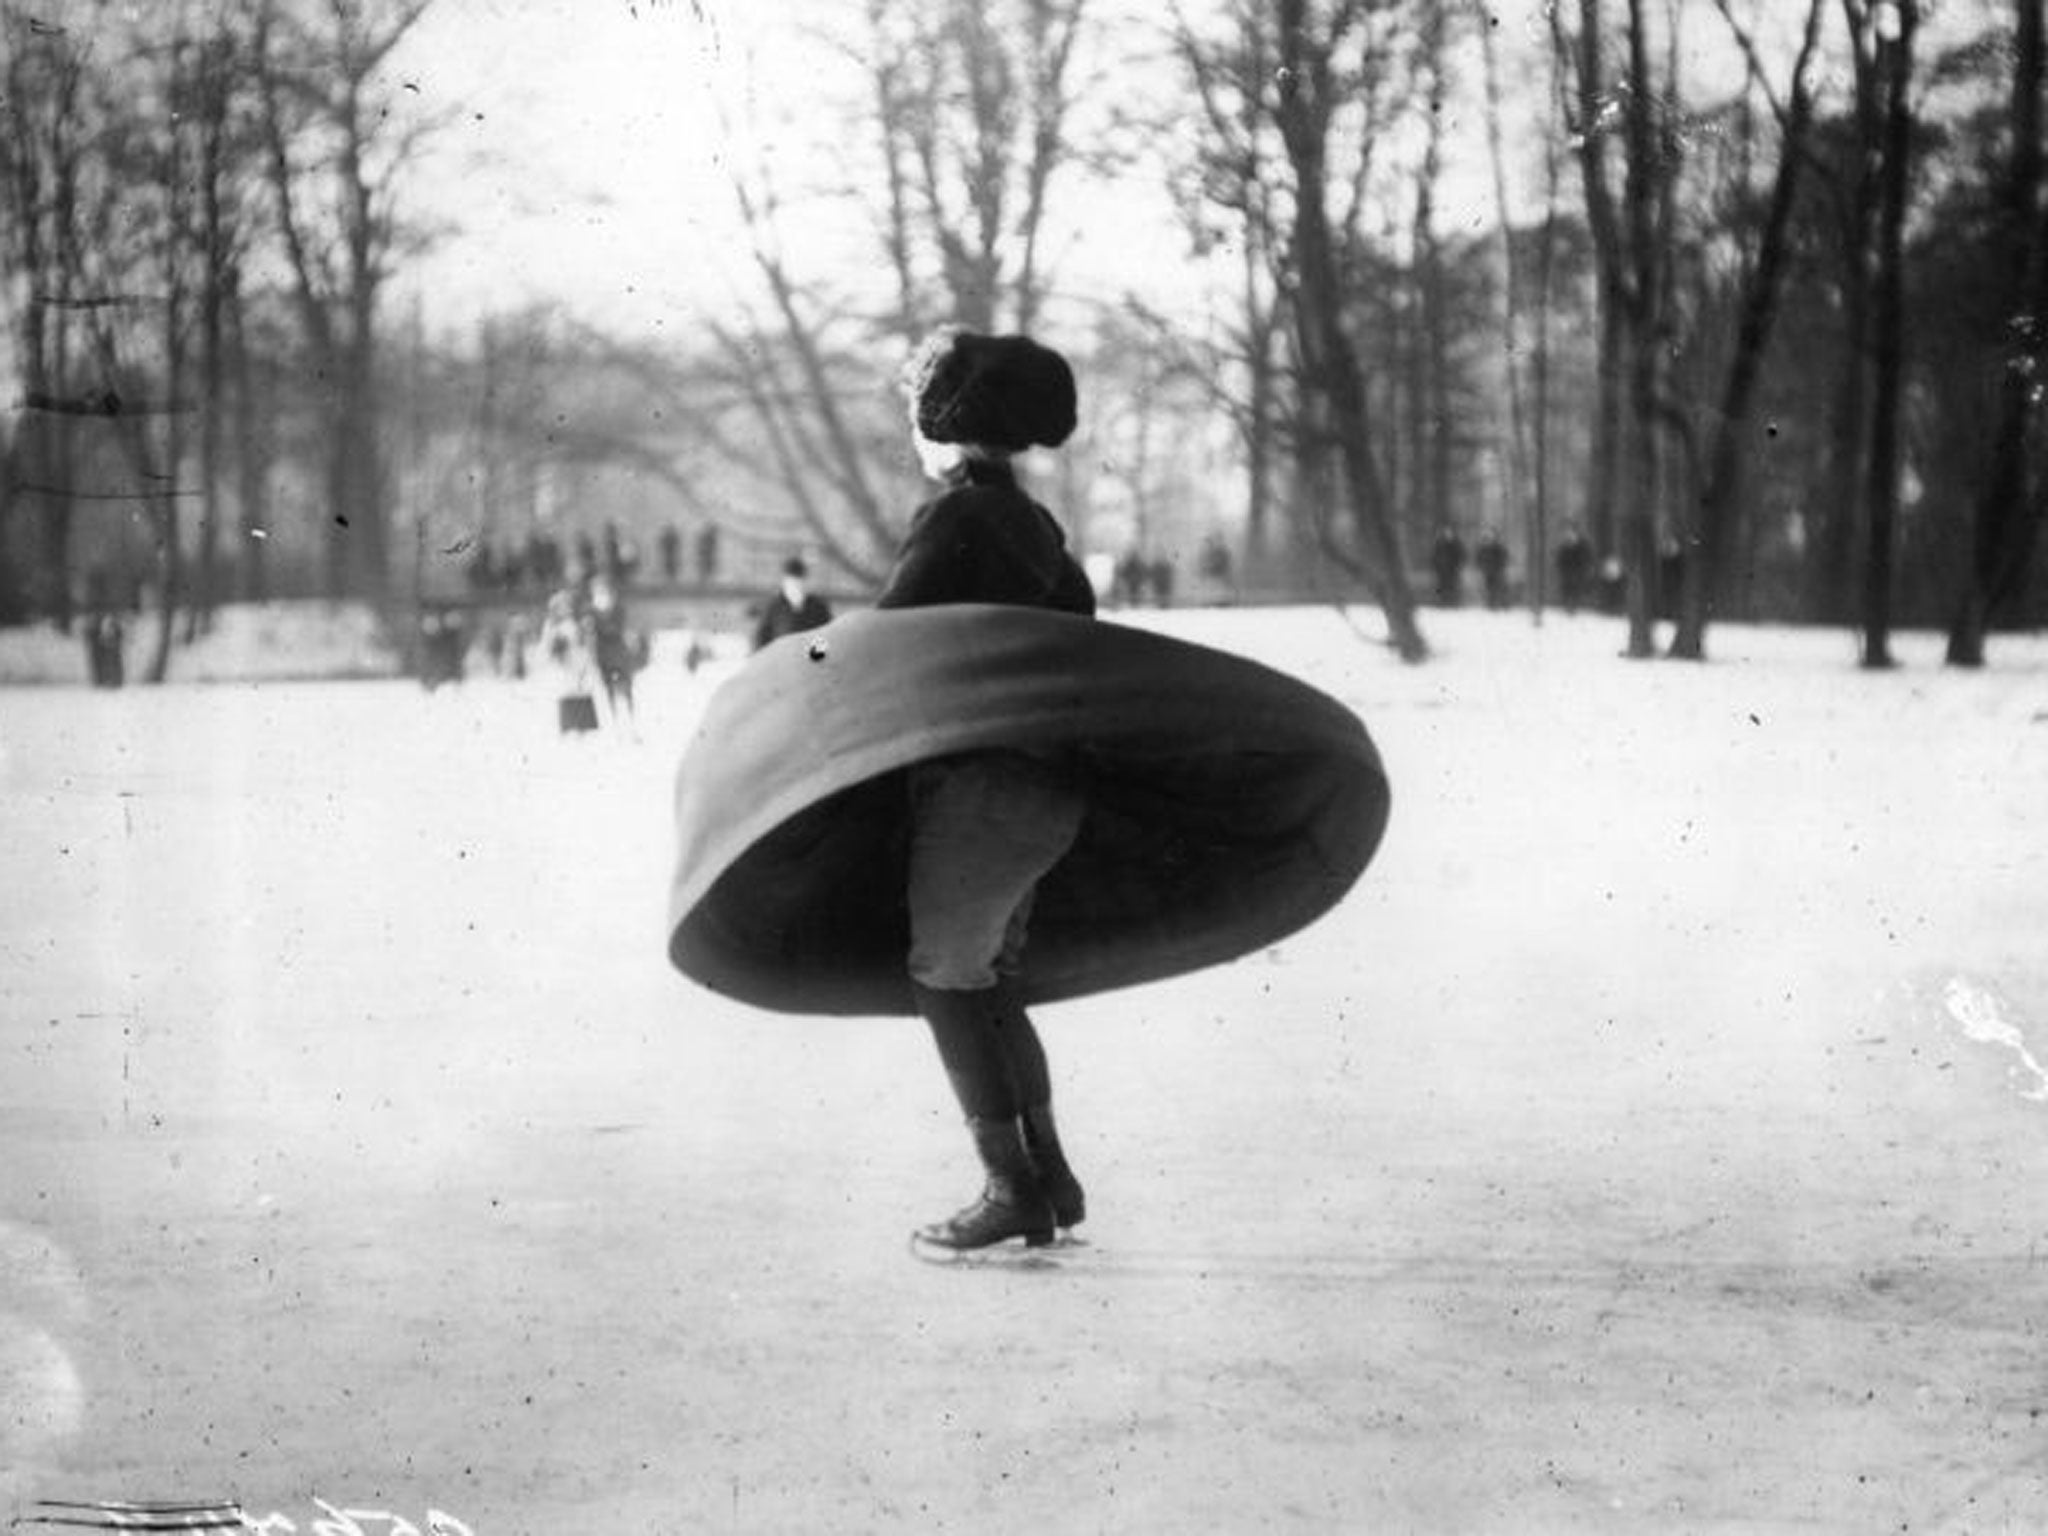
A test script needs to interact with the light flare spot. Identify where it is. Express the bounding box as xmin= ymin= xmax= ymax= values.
xmin=1943 ymin=976 xmax=2048 ymax=1102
